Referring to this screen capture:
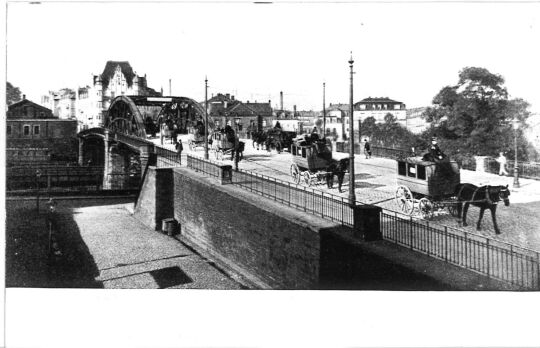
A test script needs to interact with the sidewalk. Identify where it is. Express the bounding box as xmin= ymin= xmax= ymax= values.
xmin=5 ymin=197 xmax=248 ymax=289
